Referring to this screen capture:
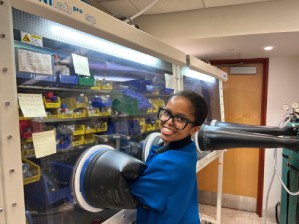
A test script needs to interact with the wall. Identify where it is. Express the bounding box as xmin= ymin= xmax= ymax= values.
xmin=263 ymin=56 xmax=299 ymax=220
